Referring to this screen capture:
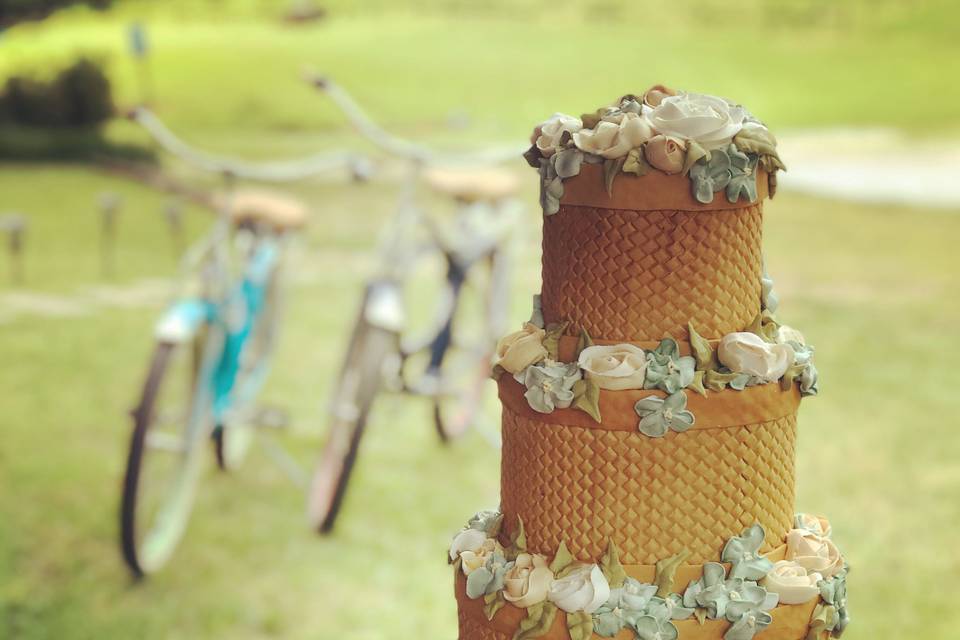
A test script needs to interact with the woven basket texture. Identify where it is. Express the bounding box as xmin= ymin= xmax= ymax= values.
xmin=540 ymin=204 xmax=763 ymax=342
xmin=459 ymin=611 xmax=510 ymax=640
xmin=500 ymin=405 xmax=797 ymax=565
